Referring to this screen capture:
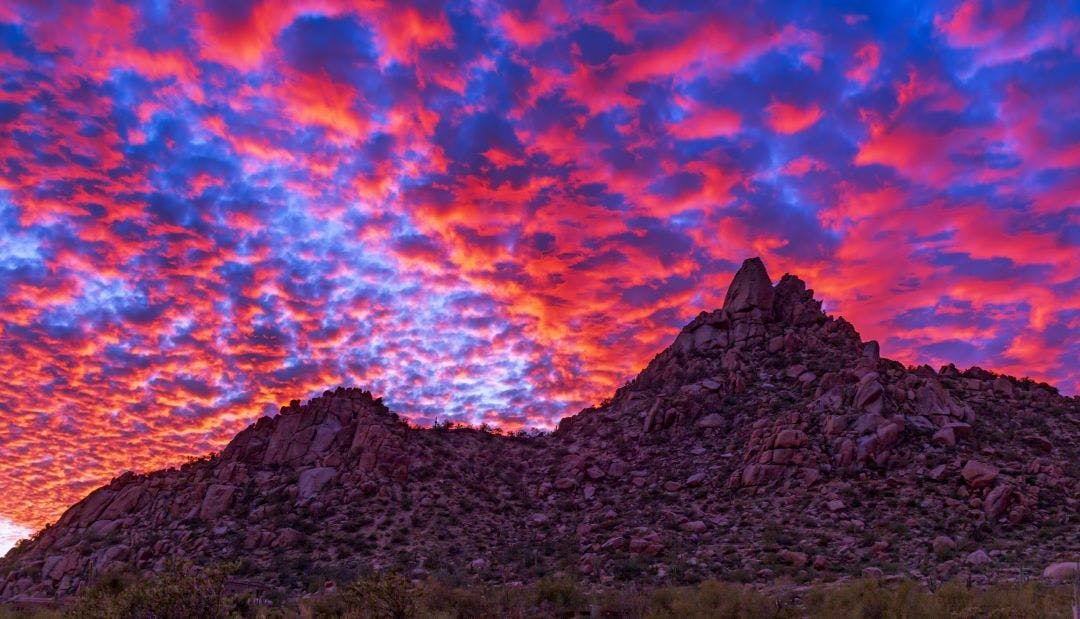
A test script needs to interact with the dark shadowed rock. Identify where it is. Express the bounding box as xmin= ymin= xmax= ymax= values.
xmin=961 ymin=460 xmax=999 ymax=489
xmin=722 ymin=257 xmax=774 ymax=313
xmin=199 ymin=484 xmax=236 ymax=521
xmin=772 ymin=273 xmax=823 ymax=324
